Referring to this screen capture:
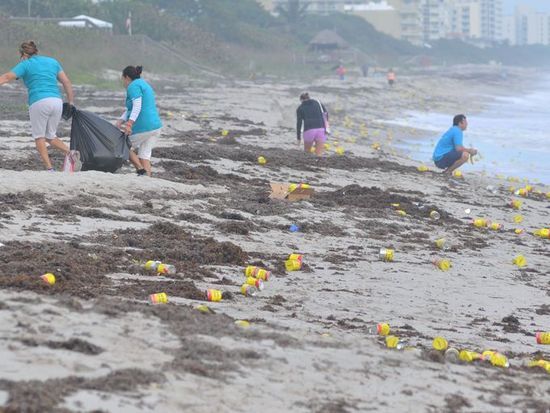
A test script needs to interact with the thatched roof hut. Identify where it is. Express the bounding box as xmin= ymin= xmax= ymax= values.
xmin=309 ymin=30 xmax=348 ymax=51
